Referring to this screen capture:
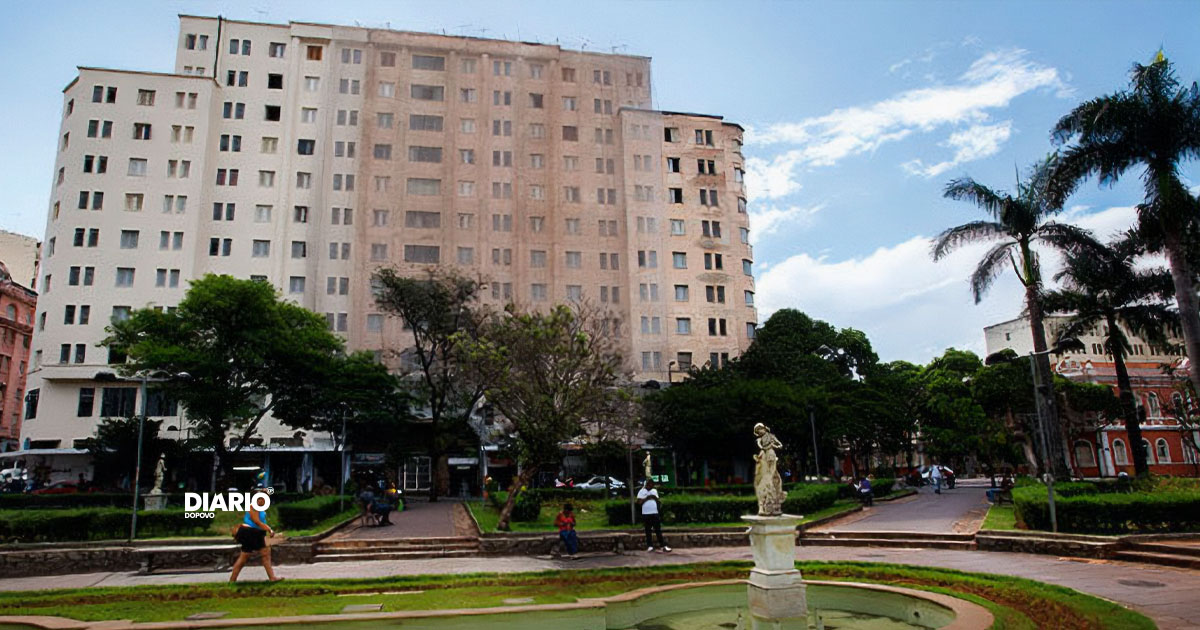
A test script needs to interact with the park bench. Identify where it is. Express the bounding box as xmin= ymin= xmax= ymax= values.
xmin=133 ymin=544 xmax=239 ymax=574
